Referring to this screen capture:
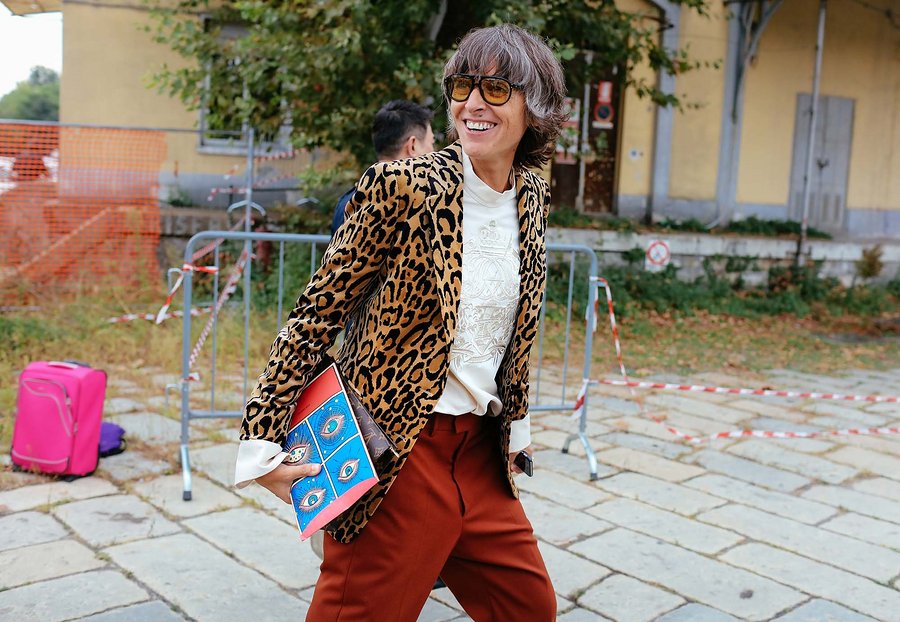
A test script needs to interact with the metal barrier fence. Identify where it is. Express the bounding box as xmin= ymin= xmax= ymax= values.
xmin=176 ymin=230 xmax=603 ymax=500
